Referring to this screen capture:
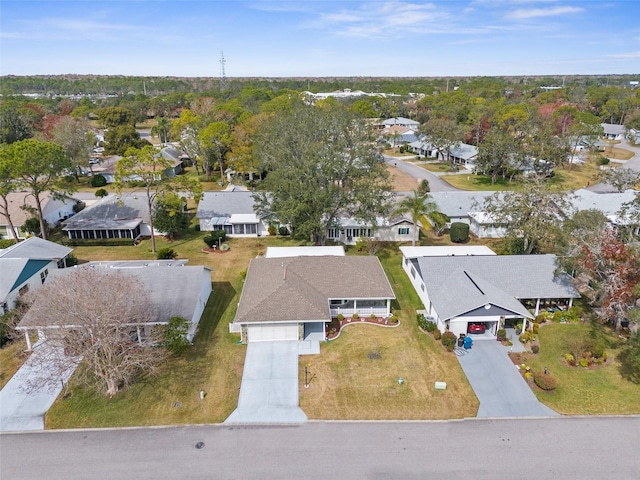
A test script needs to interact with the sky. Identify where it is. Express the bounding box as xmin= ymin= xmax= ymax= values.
xmin=1 ymin=0 xmax=639 ymax=77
